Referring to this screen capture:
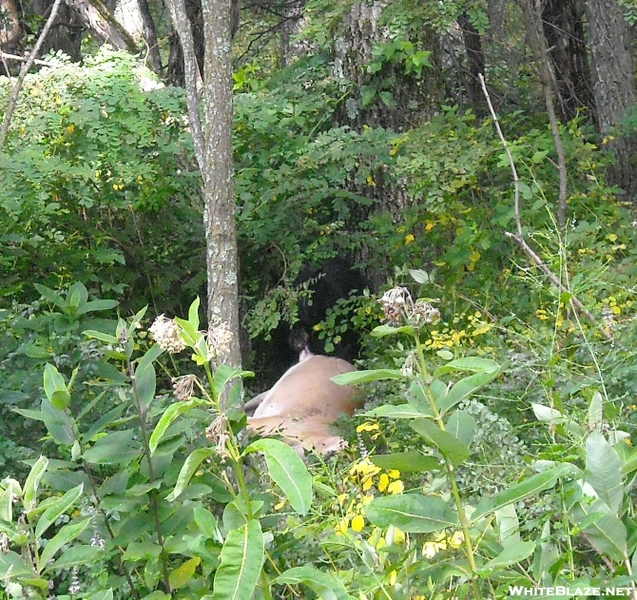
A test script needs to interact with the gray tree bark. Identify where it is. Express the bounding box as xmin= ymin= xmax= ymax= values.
xmin=168 ymin=0 xmax=242 ymax=370
xmin=585 ymin=0 xmax=637 ymax=200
